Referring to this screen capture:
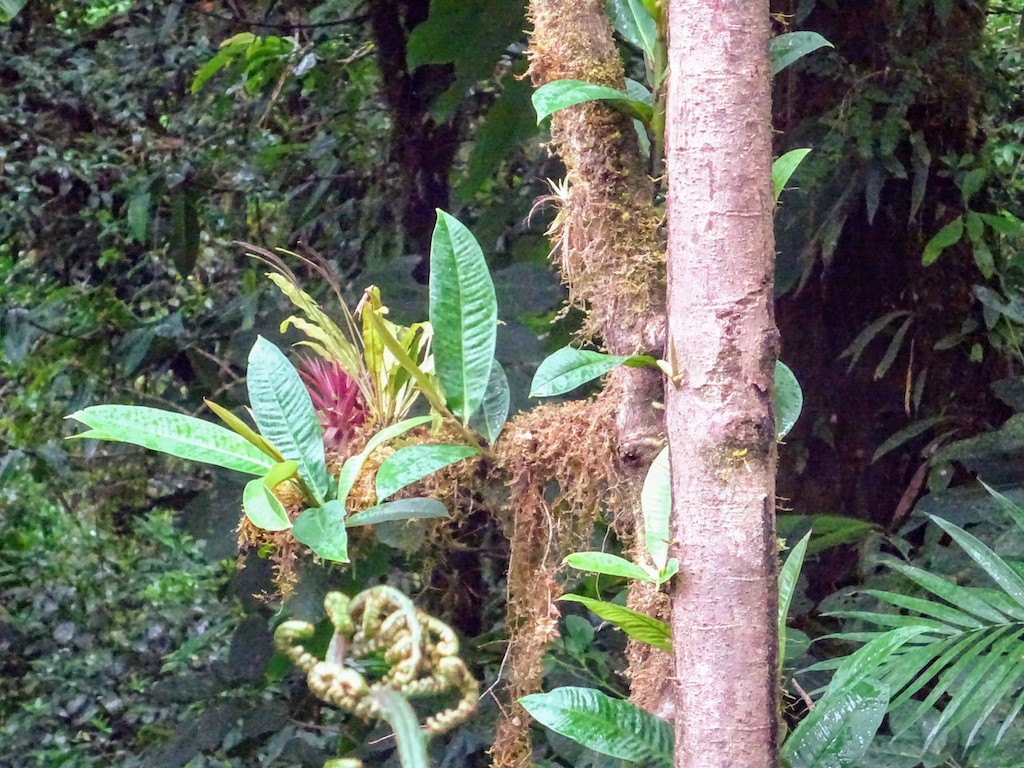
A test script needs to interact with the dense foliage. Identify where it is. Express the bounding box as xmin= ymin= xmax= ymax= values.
xmin=4 ymin=0 xmax=1024 ymax=765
